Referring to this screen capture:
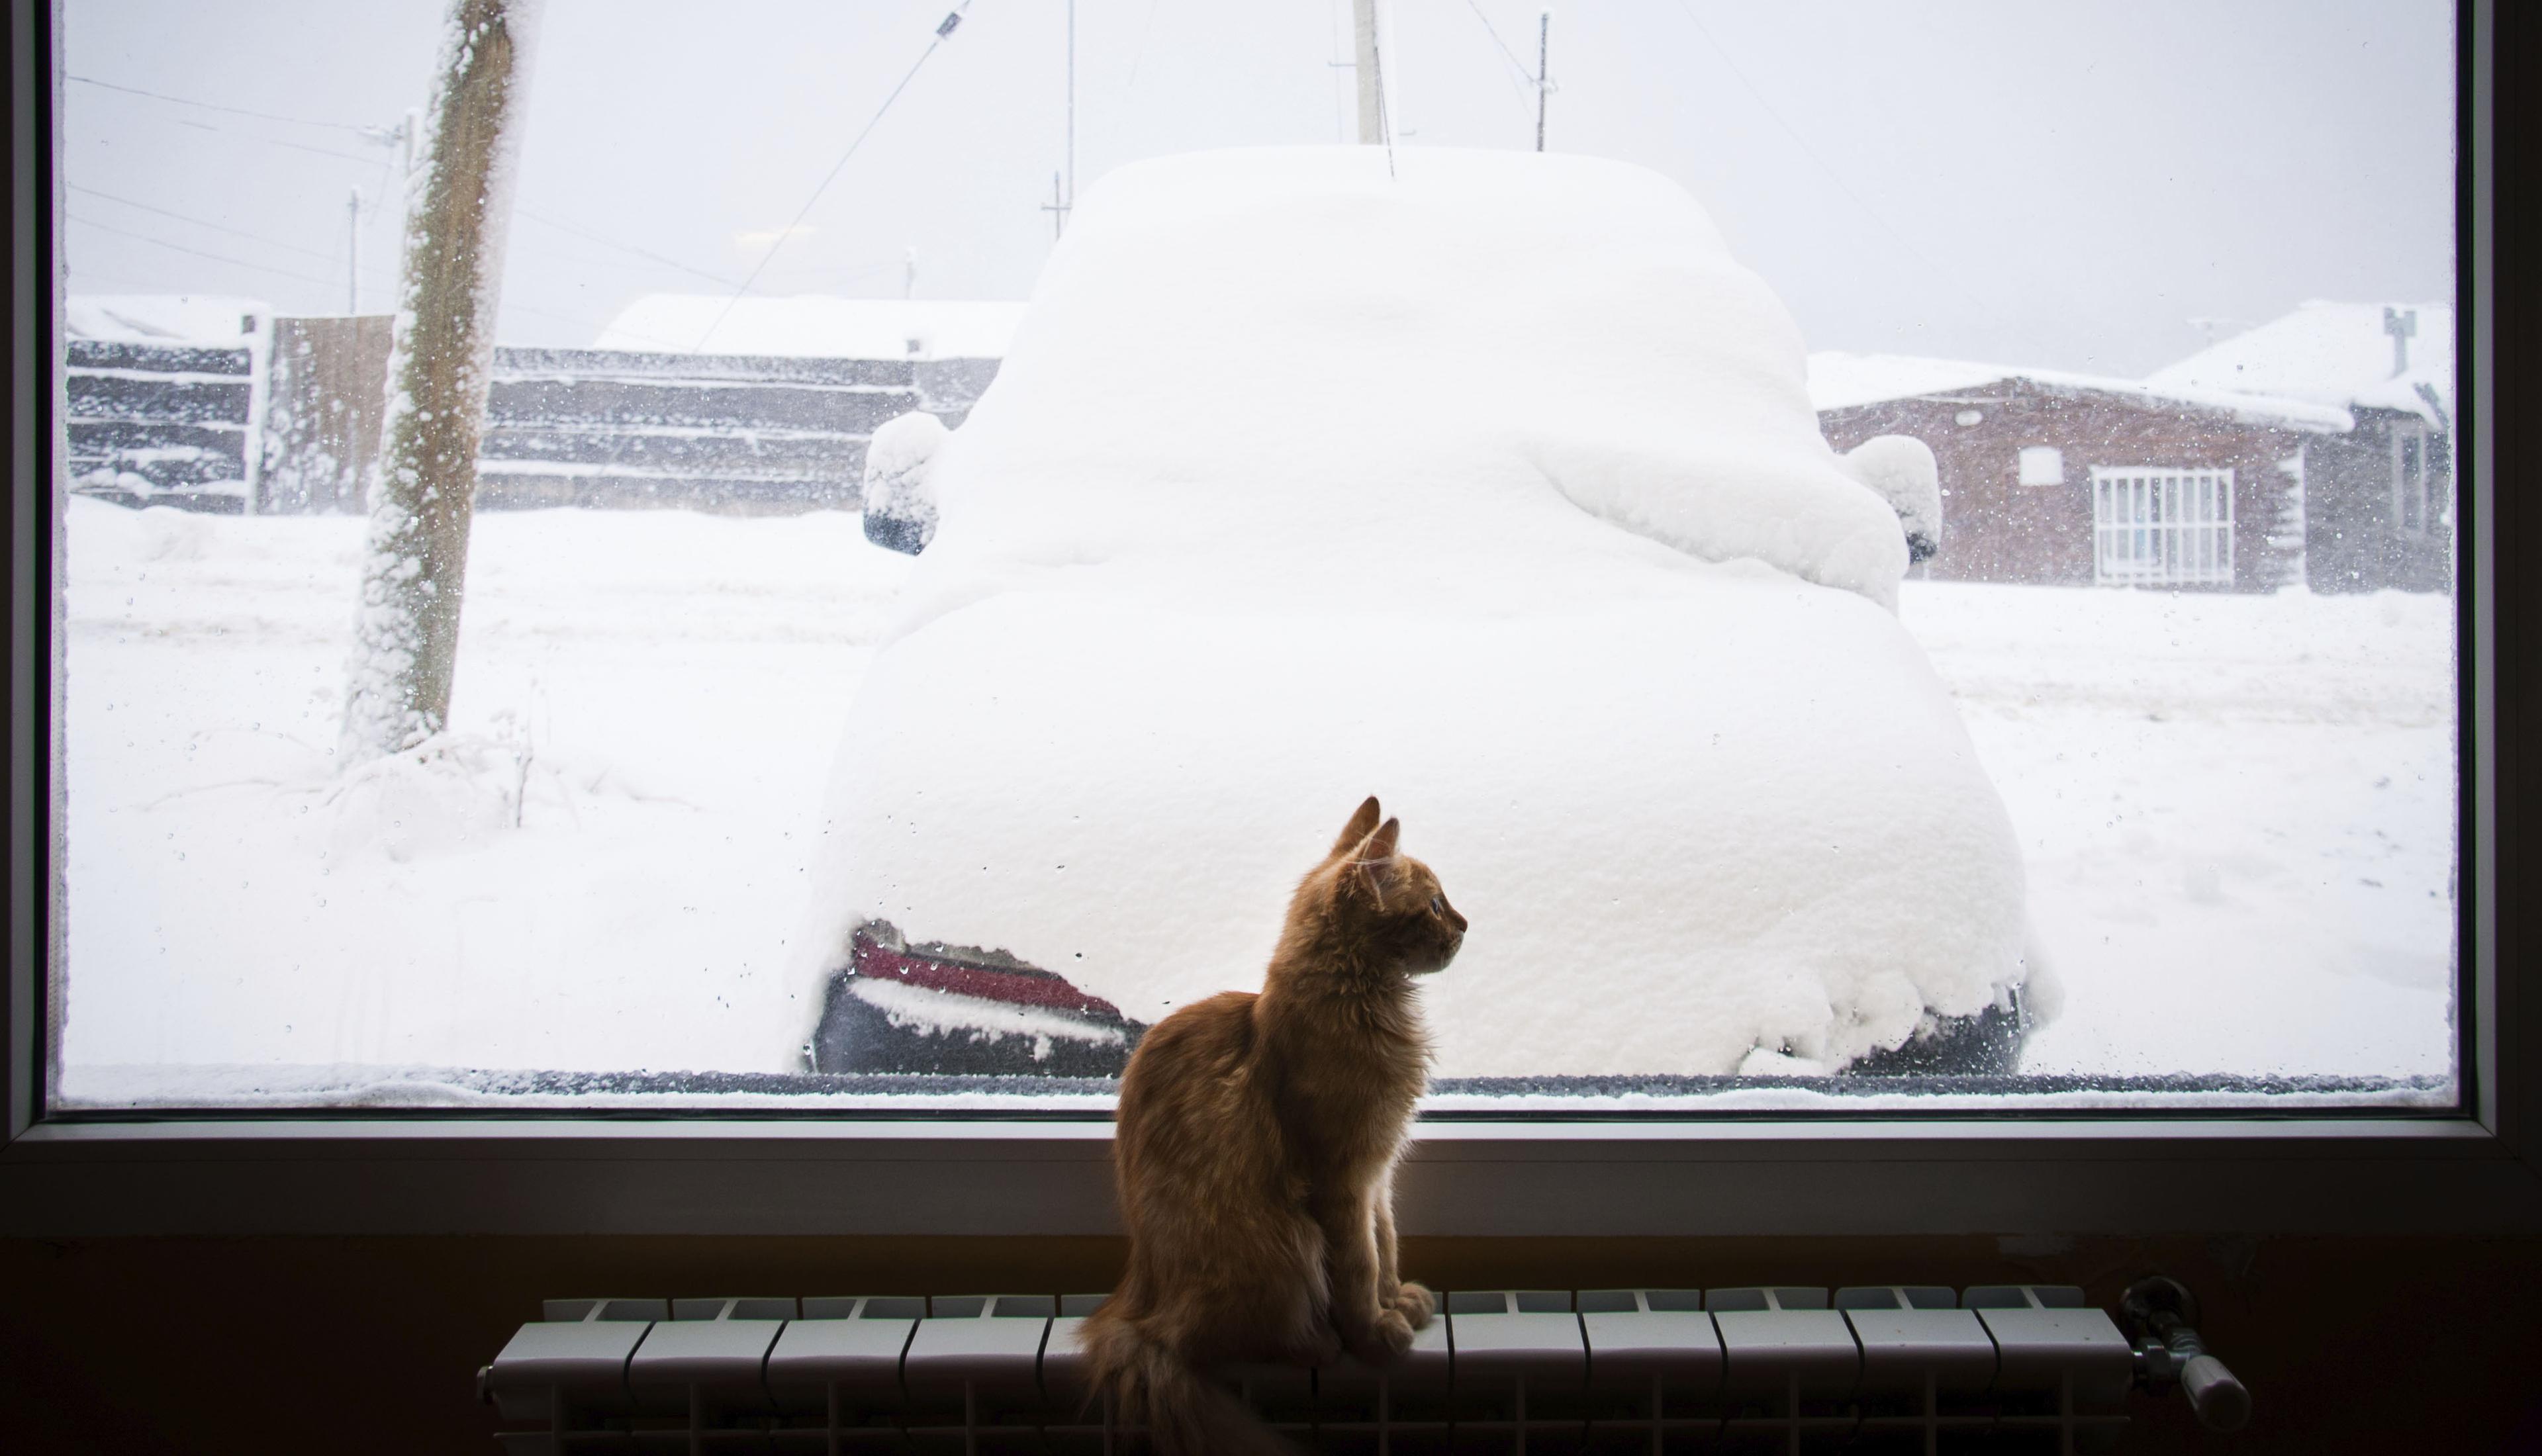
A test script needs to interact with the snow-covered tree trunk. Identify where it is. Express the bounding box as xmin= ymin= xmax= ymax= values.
xmin=340 ymin=0 xmax=542 ymax=764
